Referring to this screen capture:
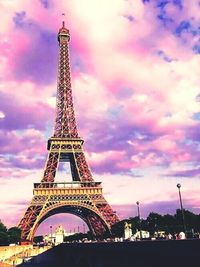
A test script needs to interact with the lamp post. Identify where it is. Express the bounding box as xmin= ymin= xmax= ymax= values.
xmin=177 ymin=183 xmax=186 ymax=234
xmin=50 ymin=225 xmax=53 ymax=245
xmin=136 ymin=201 xmax=142 ymax=240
